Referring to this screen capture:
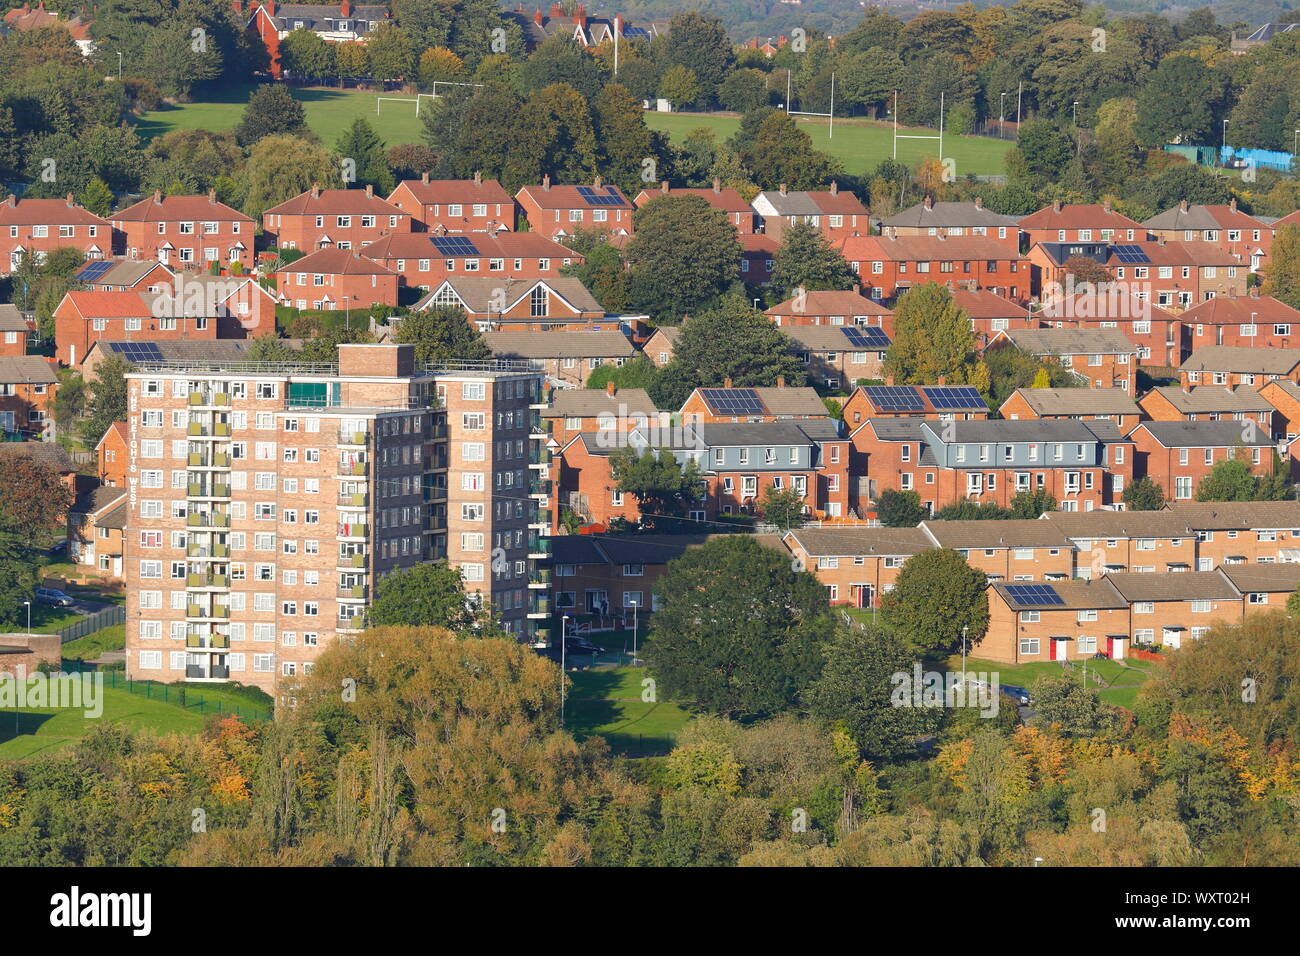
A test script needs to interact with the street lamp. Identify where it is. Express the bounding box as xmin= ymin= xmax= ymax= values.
xmin=1294 ymin=129 xmax=1299 ymax=156
xmin=559 ymin=613 xmax=571 ymax=728
xmin=116 ymin=51 xmax=122 ymax=79
xmin=1222 ymin=119 xmax=1229 ymax=163
xmin=1033 ymin=857 xmax=1044 ymax=868
xmin=23 ymin=600 xmax=30 ymax=634
xmin=960 ymin=624 xmax=969 ymax=681
xmin=999 ymin=92 xmax=1006 ymax=136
